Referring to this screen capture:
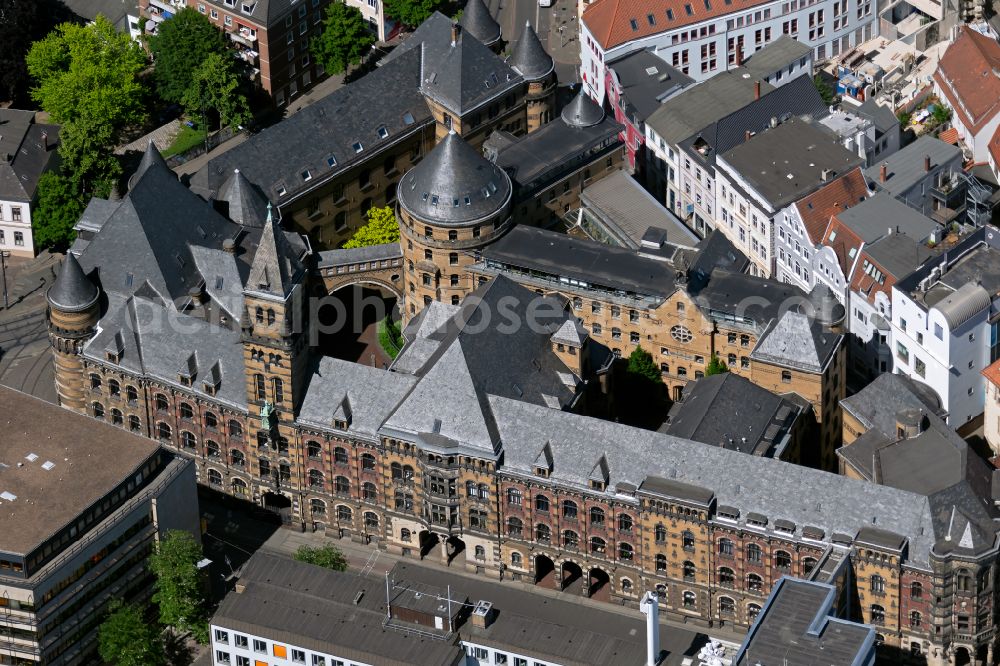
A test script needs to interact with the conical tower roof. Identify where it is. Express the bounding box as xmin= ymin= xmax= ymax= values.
xmin=459 ymin=0 xmax=501 ymax=46
xmin=218 ymin=168 xmax=270 ymax=228
xmin=508 ymin=21 xmax=554 ymax=81
xmin=47 ymin=253 xmax=99 ymax=313
xmin=246 ymin=205 xmax=305 ymax=299
xmin=561 ymin=89 xmax=605 ymax=127
xmin=128 ymin=140 xmax=171 ymax=191
xmin=398 ymin=131 xmax=512 ymax=226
